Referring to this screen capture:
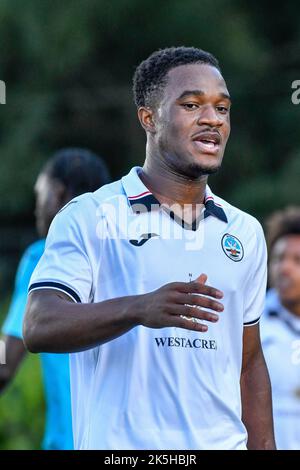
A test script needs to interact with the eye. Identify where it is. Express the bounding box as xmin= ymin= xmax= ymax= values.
xmin=216 ymin=105 xmax=229 ymax=114
xmin=181 ymin=103 xmax=199 ymax=110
